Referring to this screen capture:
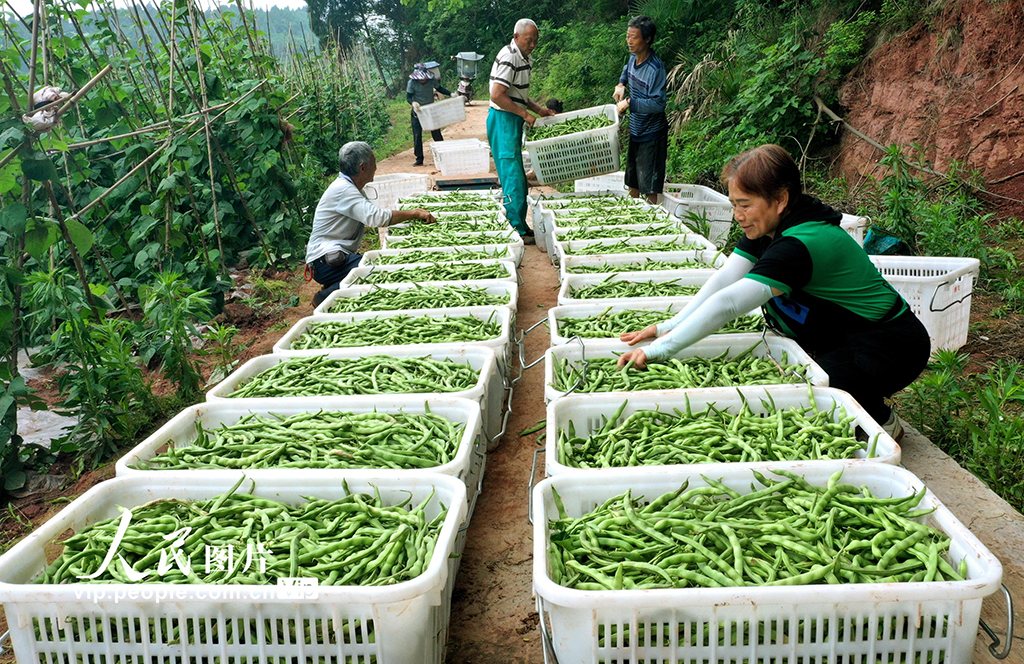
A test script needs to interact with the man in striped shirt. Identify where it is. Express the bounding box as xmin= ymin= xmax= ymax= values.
xmin=613 ymin=15 xmax=668 ymax=205
xmin=487 ymin=18 xmax=556 ymax=244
